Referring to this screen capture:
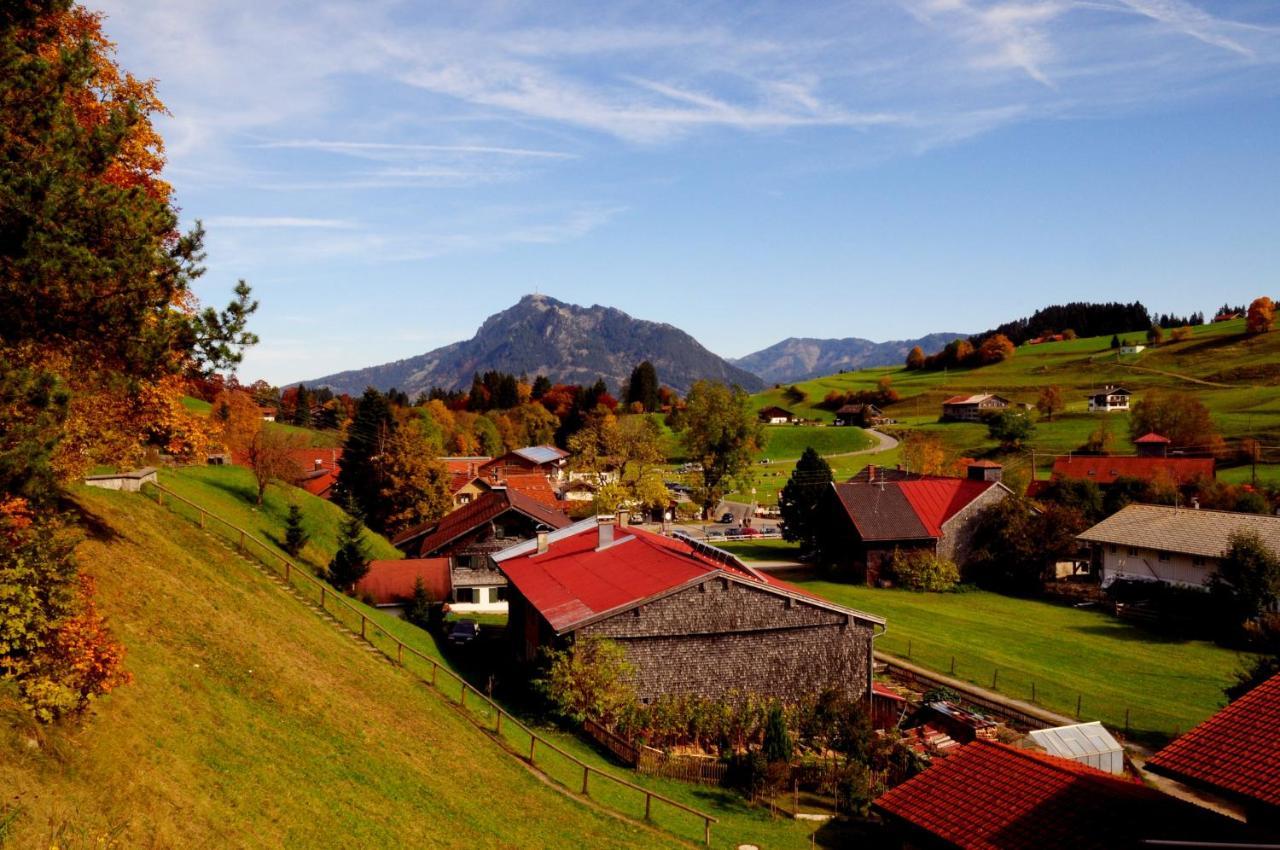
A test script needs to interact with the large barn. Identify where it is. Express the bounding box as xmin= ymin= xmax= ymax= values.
xmin=493 ymin=516 xmax=885 ymax=703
